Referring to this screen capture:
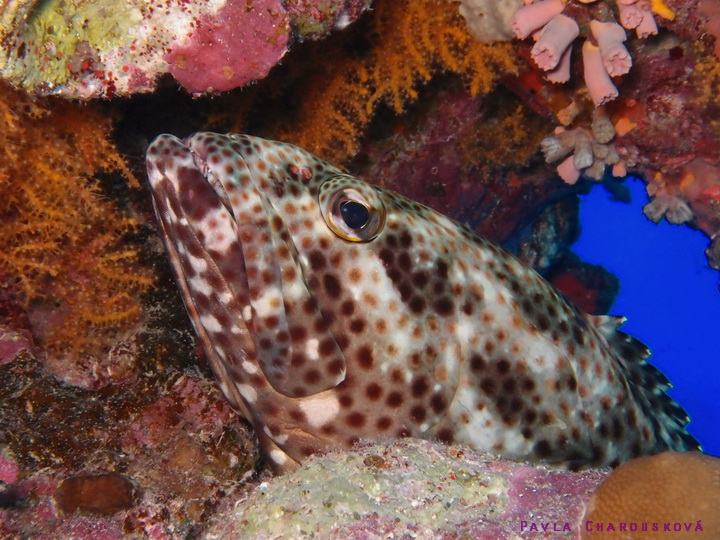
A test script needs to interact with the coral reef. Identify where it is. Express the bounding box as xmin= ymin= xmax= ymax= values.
xmin=0 ymin=0 xmax=369 ymax=97
xmin=0 ymin=355 xmax=259 ymax=537
xmin=285 ymin=0 xmax=371 ymax=39
xmin=269 ymin=0 xmax=519 ymax=162
xmin=163 ymin=0 xmax=291 ymax=94
xmin=2 ymin=0 xmax=719 ymax=536
xmin=54 ymin=473 xmax=138 ymax=516
xmin=540 ymin=107 xmax=621 ymax=184
xmin=582 ymin=451 xmax=720 ymax=539
xmin=461 ymin=0 xmax=720 ymax=270
xmin=0 ymin=82 xmax=153 ymax=378
xmin=496 ymin=0 xmax=677 ymax=185
xmin=347 ymin=83 xmax=618 ymax=313
xmin=350 ymin=84 xmax=553 ymax=239
xmin=459 ymin=0 xmax=523 ymax=42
